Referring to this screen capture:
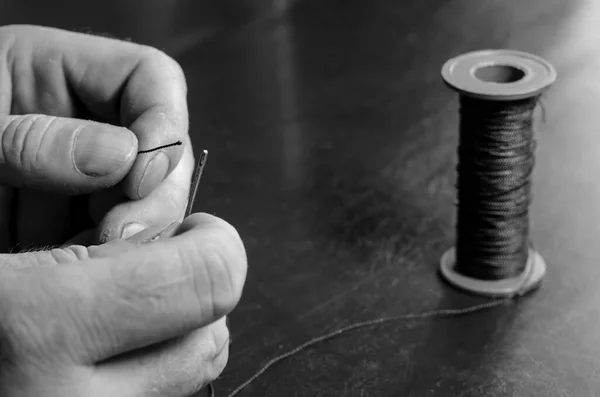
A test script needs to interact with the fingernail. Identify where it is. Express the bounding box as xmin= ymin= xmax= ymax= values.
xmin=121 ymin=222 xmax=148 ymax=239
xmin=153 ymin=221 xmax=180 ymax=241
xmin=74 ymin=126 xmax=136 ymax=177
xmin=127 ymin=221 xmax=180 ymax=244
xmin=137 ymin=152 xmax=170 ymax=199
